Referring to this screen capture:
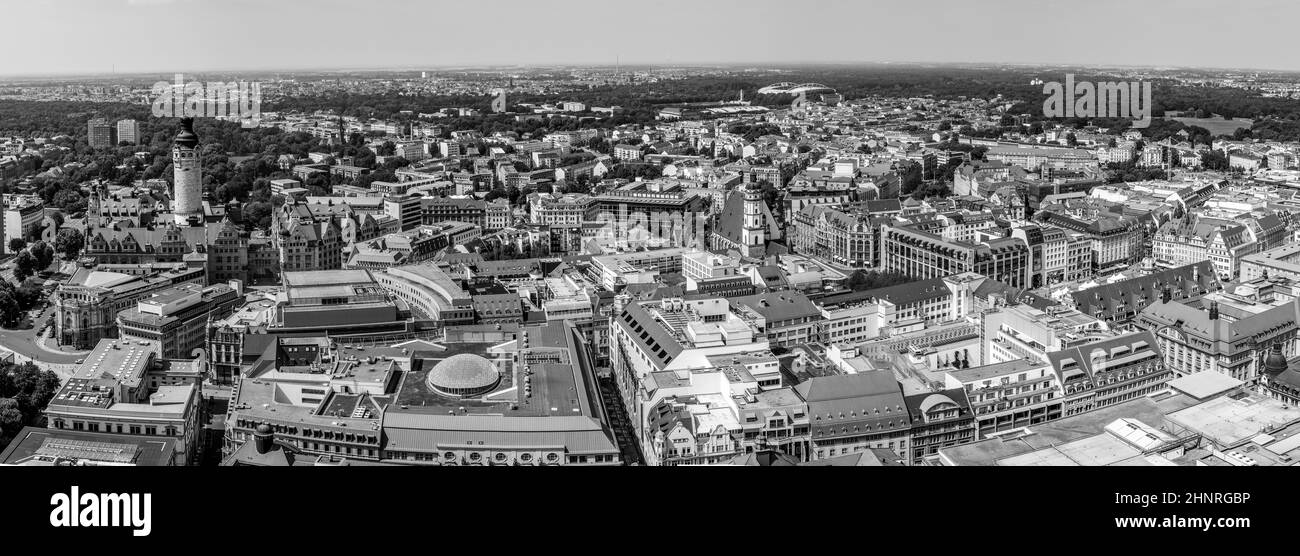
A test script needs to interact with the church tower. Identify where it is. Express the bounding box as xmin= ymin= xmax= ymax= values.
xmin=172 ymin=117 xmax=203 ymax=225
xmin=741 ymin=181 xmax=766 ymax=256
